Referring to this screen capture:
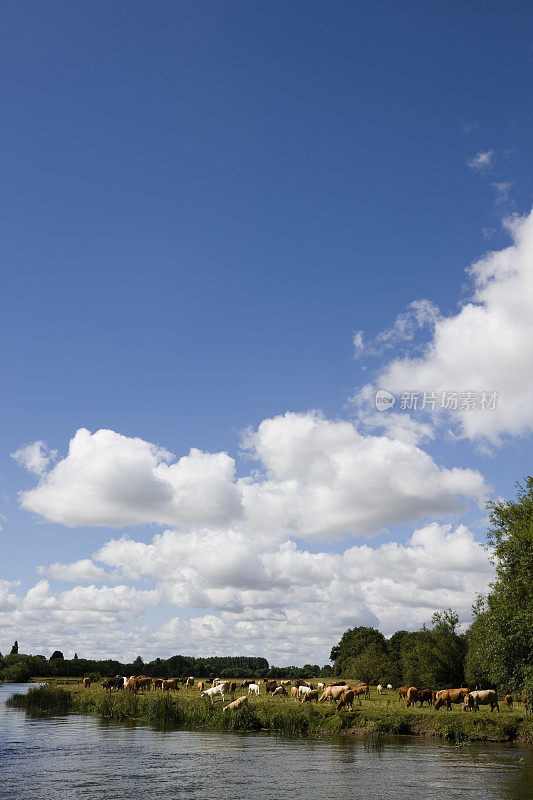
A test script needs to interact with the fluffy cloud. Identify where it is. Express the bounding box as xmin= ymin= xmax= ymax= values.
xmin=17 ymin=428 xmax=241 ymax=528
xmin=10 ymin=441 xmax=56 ymax=476
xmin=14 ymin=415 xmax=487 ymax=539
xmin=0 ymin=523 xmax=492 ymax=663
xmin=357 ymin=208 xmax=533 ymax=443
xmin=36 ymin=559 xmax=118 ymax=584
